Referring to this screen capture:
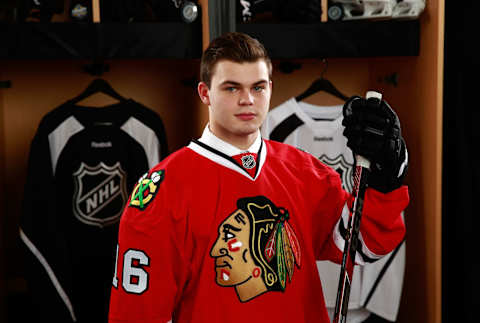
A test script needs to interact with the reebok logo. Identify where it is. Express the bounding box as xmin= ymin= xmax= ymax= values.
xmin=91 ymin=141 xmax=112 ymax=148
